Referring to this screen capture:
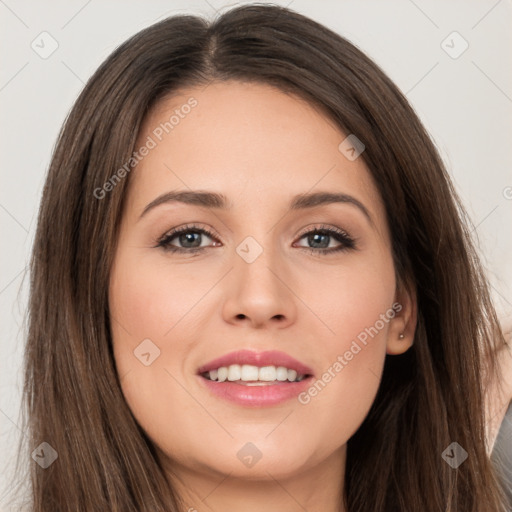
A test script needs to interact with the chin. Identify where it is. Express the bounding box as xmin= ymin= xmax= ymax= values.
xmin=206 ymin=452 xmax=310 ymax=481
